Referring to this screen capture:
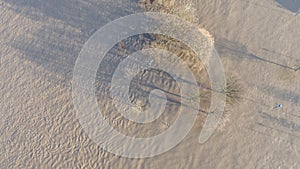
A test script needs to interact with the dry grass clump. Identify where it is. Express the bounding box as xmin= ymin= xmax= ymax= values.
xmin=222 ymin=76 xmax=244 ymax=105
xmin=198 ymin=75 xmax=243 ymax=131
xmin=138 ymin=0 xmax=242 ymax=131
xmin=217 ymin=76 xmax=243 ymax=131
xmin=139 ymin=0 xmax=215 ymax=45
xmin=139 ymin=0 xmax=197 ymax=22
xmin=137 ymin=0 xmax=215 ymax=83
